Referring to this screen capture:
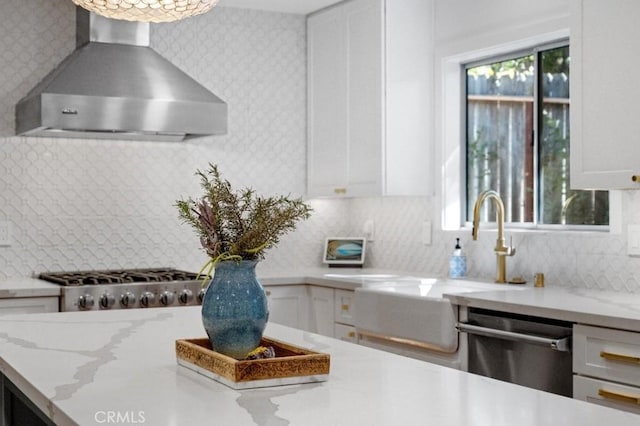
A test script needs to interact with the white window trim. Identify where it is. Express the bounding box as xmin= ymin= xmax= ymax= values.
xmin=436 ymin=28 xmax=622 ymax=235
